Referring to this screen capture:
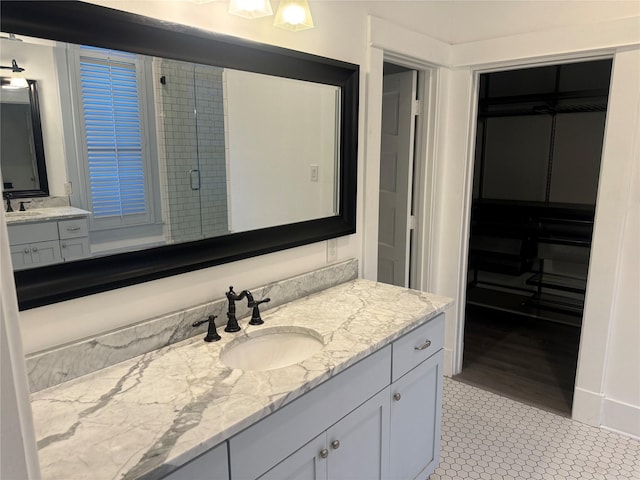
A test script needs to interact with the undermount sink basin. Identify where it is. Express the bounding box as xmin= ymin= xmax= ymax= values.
xmin=220 ymin=327 xmax=324 ymax=371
